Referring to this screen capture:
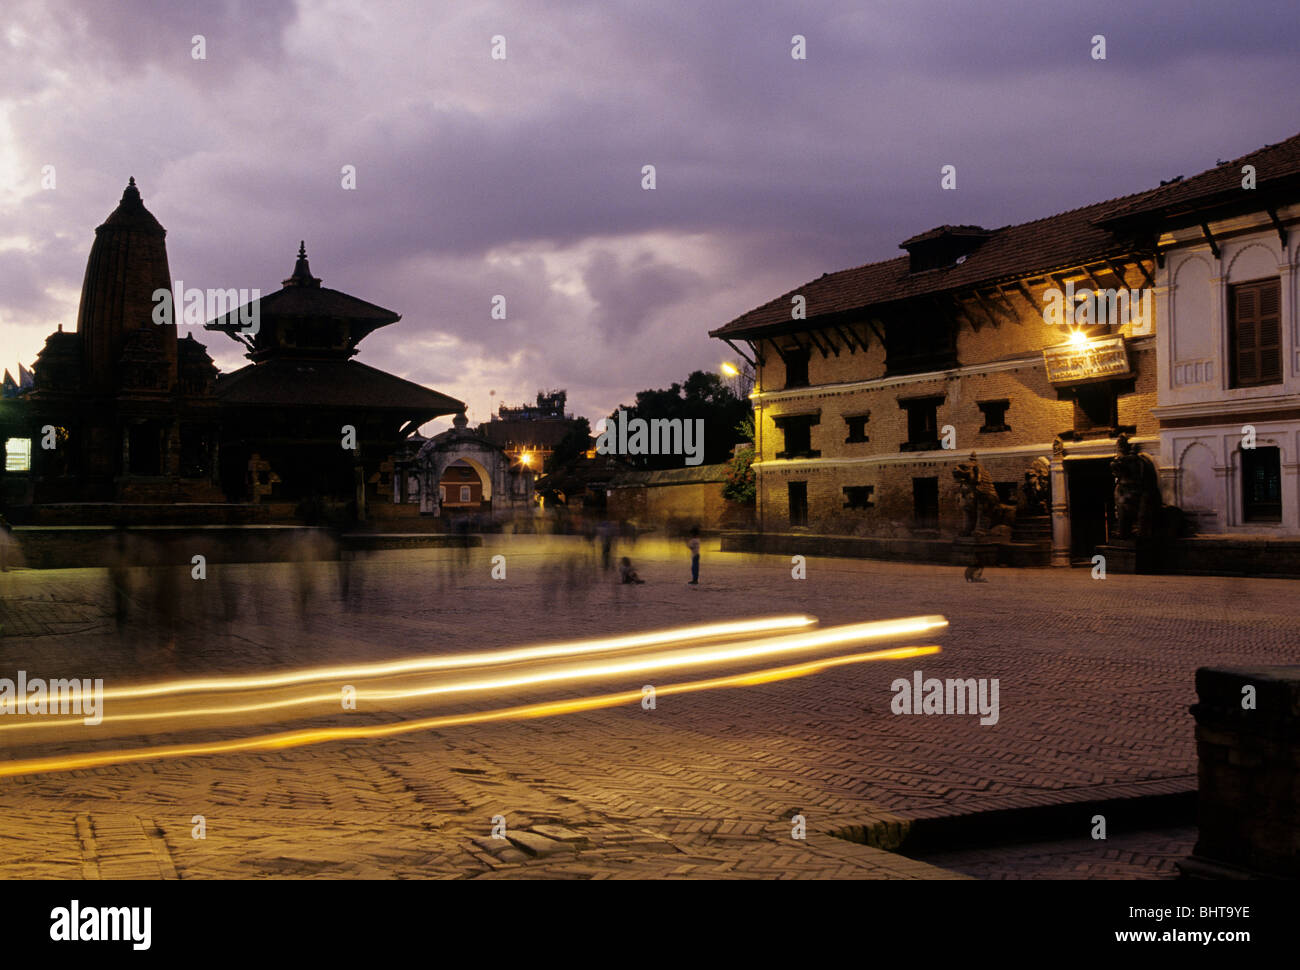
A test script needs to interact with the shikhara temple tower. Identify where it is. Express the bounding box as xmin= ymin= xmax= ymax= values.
xmin=76 ymin=177 xmax=177 ymax=395
xmin=27 ymin=178 xmax=223 ymax=504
